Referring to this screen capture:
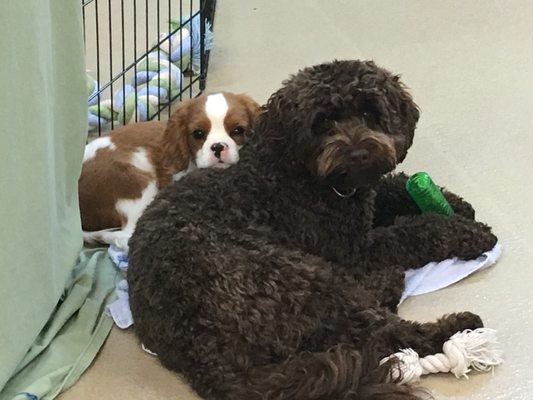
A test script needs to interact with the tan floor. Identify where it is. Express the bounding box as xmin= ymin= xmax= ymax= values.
xmin=61 ymin=0 xmax=533 ymax=399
